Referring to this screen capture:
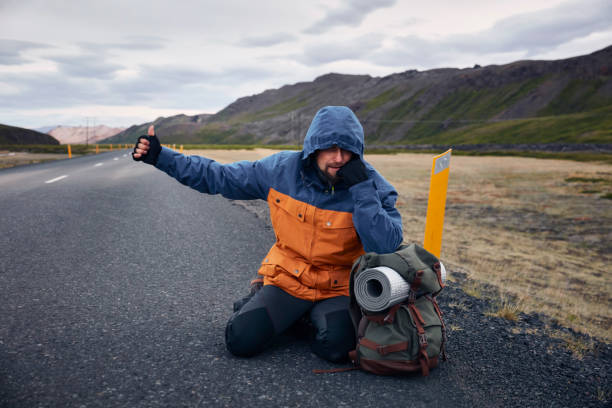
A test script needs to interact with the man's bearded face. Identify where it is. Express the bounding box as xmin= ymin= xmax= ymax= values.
xmin=315 ymin=146 xmax=353 ymax=183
